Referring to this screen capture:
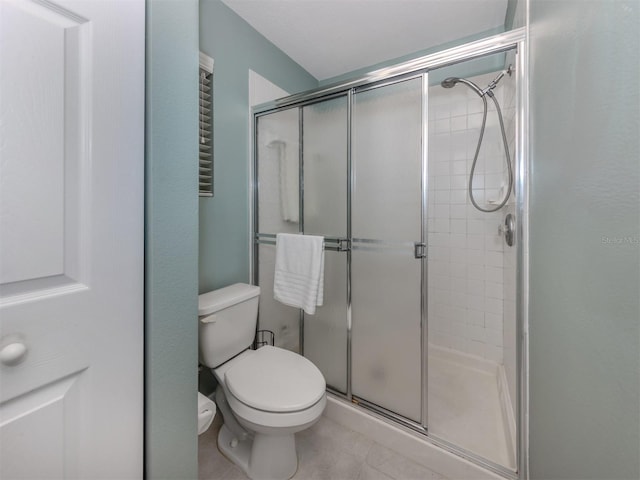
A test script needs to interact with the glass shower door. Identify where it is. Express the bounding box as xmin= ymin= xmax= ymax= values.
xmin=351 ymin=77 xmax=424 ymax=422
xmin=302 ymin=96 xmax=349 ymax=393
xmin=255 ymin=107 xmax=302 ymax=351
